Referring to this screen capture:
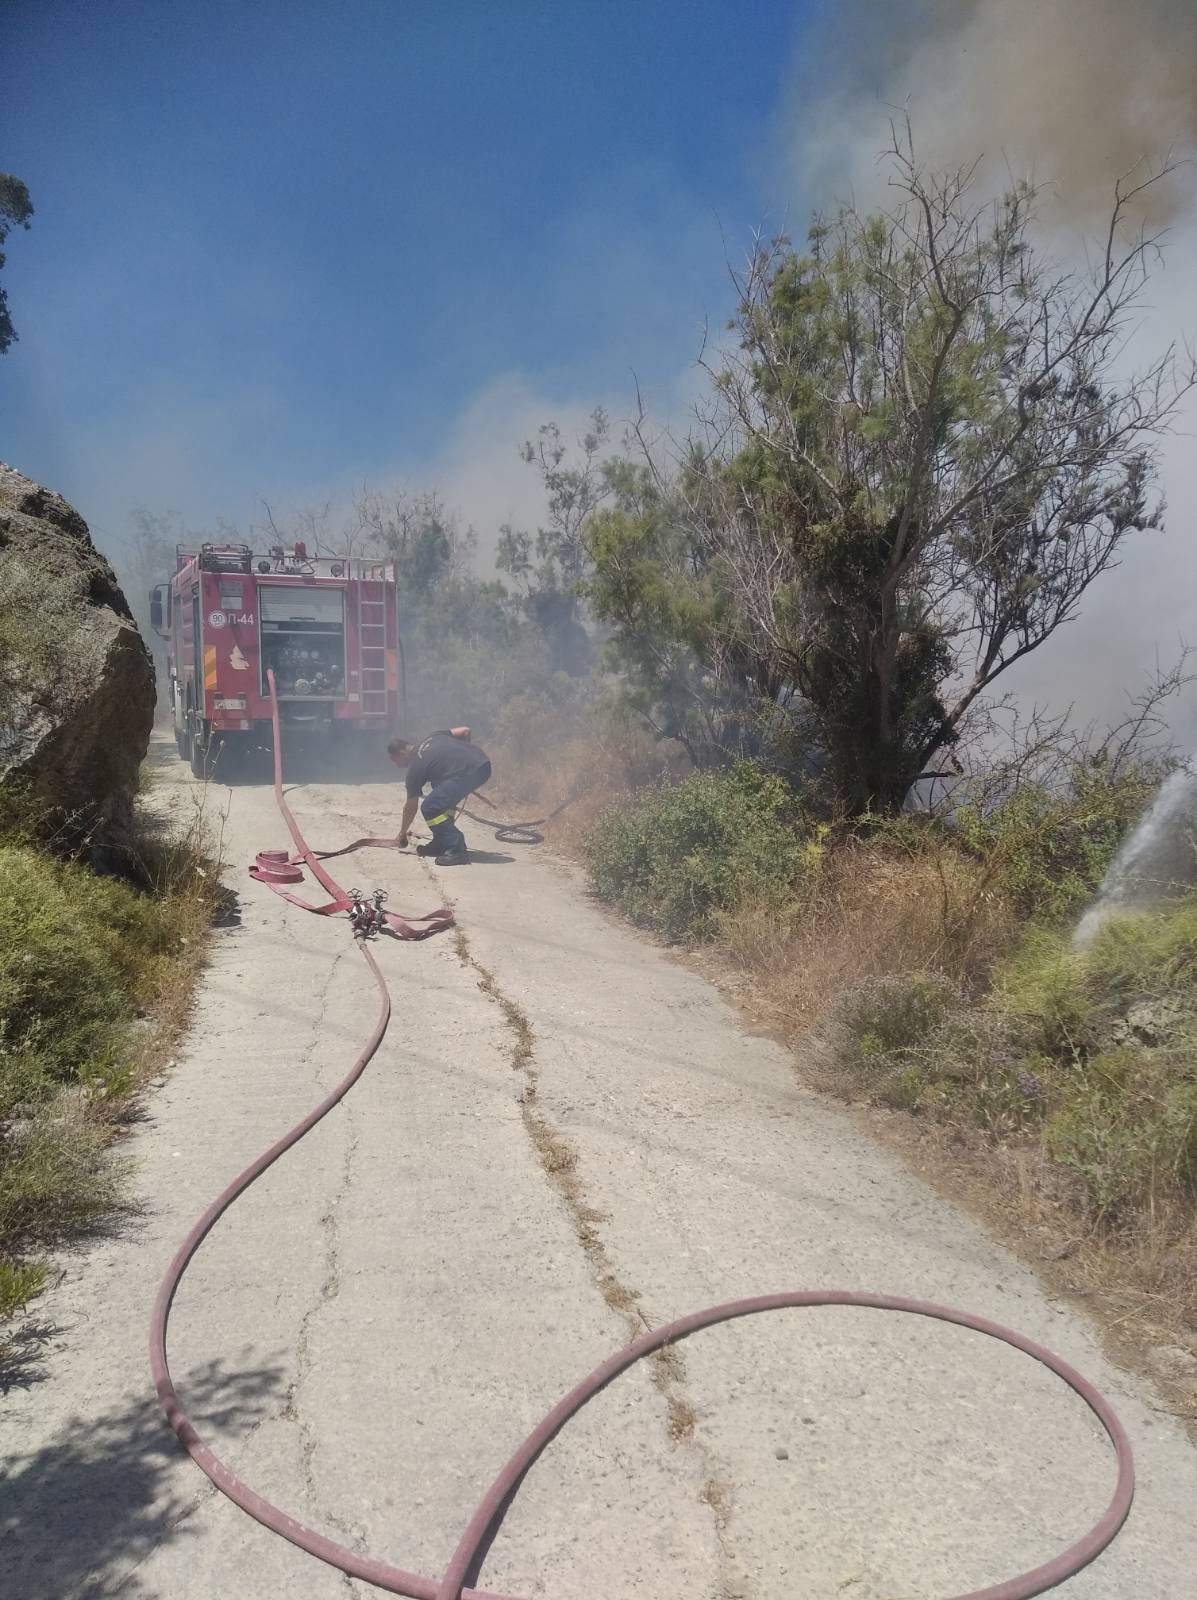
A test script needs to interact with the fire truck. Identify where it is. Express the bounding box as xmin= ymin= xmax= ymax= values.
xmin=150 ymin=541 xmax=404 ymax=776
